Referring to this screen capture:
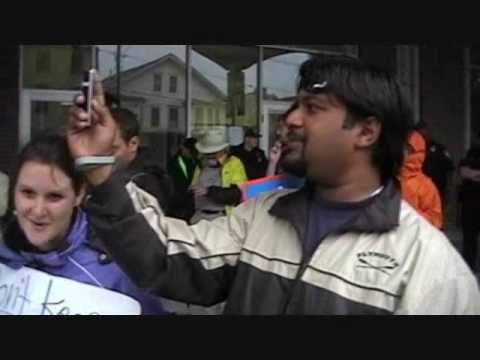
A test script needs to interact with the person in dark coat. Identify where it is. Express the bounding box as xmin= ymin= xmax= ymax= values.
xmin=231 ymin=128 xmax=268 ymax=180
xmin=167 ymin=137 xmax=199 ymax=221
xmin=111 ymin=108 xmax=173 ymax=214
